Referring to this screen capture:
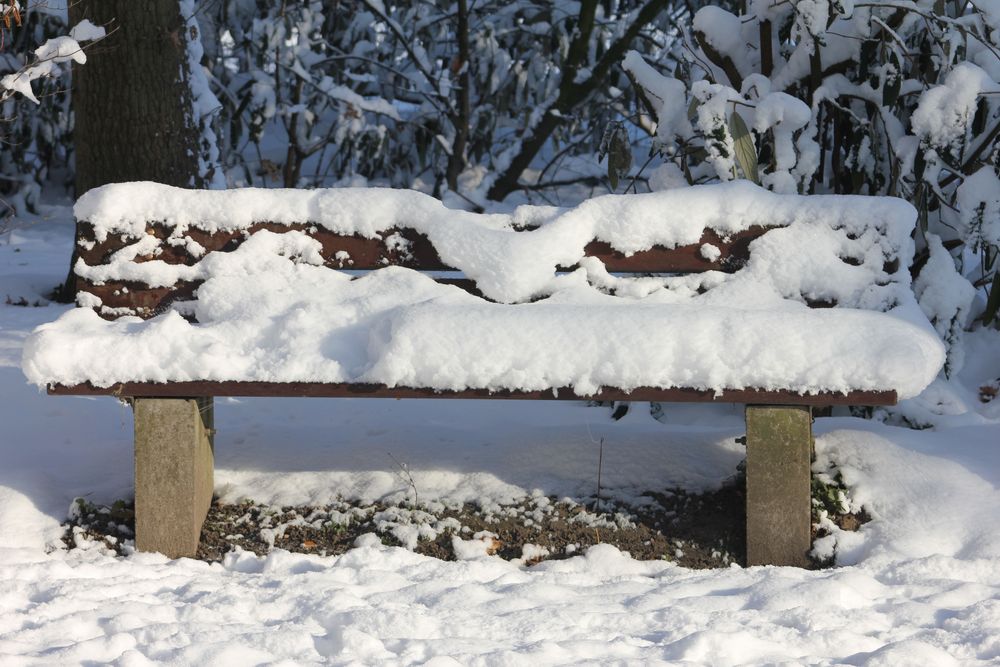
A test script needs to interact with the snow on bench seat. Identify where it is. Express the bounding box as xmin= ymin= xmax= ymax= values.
xmin=23 ymin=181 xmax=945 ymax=400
